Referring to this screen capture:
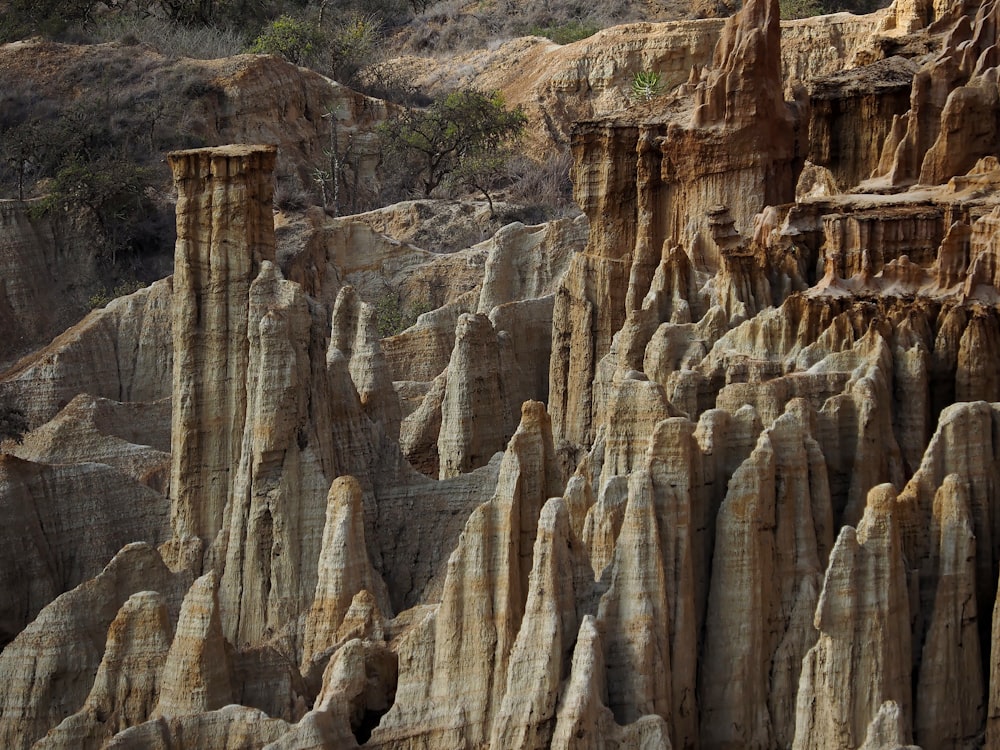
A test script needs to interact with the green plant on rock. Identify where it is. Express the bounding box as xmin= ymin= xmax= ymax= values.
xmin=375 ymin=294 xmax=433 ymax=338
xmin=630 ymin=70 xmax=664 ymax=101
